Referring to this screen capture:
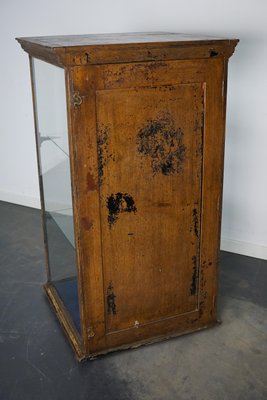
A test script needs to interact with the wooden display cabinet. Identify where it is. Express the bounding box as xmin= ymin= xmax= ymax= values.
xmin=17 ymin=32 xmax=238 ymax=360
